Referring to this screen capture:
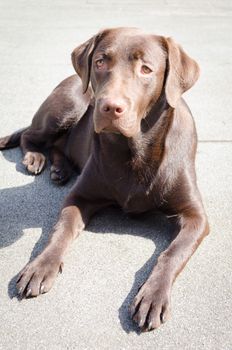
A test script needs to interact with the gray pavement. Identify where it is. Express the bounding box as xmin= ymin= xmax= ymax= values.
xmin=0 ymin=1 xmax=231 ymax=349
